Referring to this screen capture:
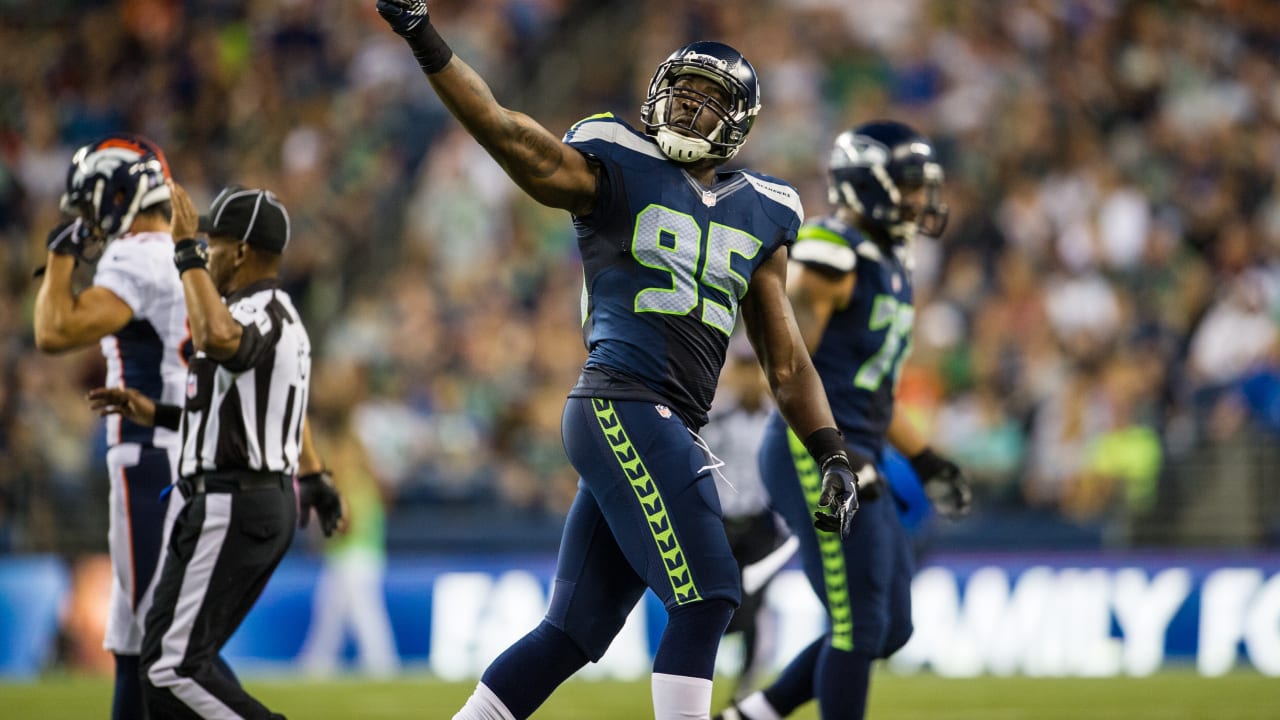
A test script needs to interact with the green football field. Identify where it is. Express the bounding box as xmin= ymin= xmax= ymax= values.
xmin=0 ymin=671 xmax=1273 ymax=719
